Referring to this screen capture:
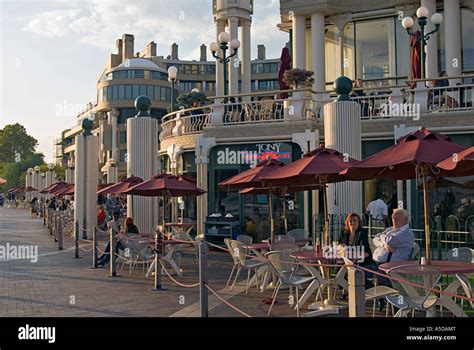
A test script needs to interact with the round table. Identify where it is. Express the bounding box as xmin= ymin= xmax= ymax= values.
xmin=246 ymin=240 xmax=309 ymax=251
xmin=165 ymin=223 xmax=196 ymax=236
xmin=379 ymin=260 xmax=474 ymax=317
